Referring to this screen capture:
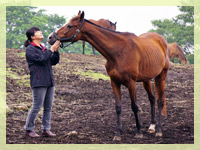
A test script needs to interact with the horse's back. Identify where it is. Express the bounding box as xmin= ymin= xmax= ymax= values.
xmin=139 ymin=32 xmax=168 ymax=57
xmin=89 ymin=19 xmax=110 ymax=28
